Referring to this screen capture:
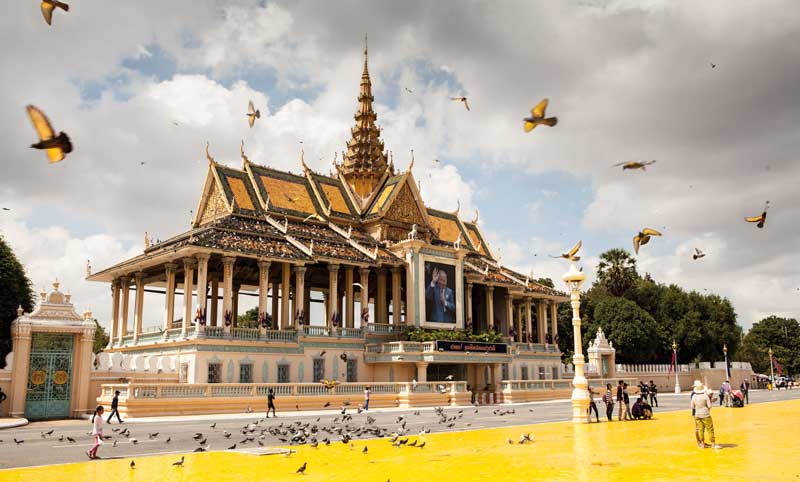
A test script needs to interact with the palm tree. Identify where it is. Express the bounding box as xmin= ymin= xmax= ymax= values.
xmin=596 ymin=248 xmax=639 ymax=297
